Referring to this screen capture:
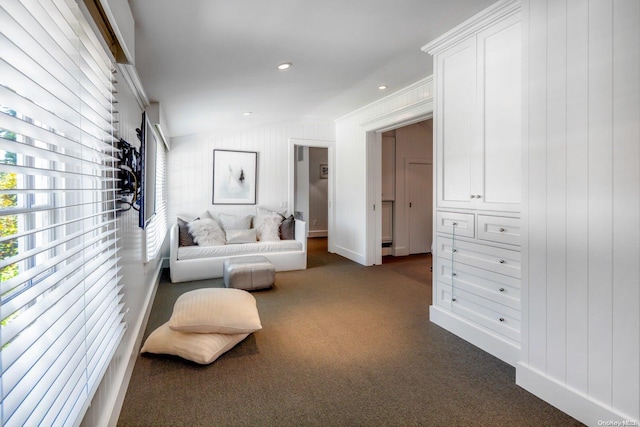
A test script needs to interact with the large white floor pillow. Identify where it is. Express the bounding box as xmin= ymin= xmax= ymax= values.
xmin=169 ymin=288 xmax=262 ymax=334
xmin=141 ymin=322 xmax=248 ymax=364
